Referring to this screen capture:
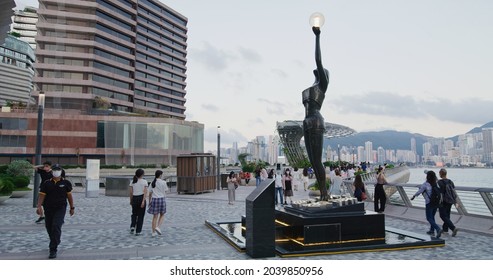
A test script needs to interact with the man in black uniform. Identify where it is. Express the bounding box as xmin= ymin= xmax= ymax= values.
xmin=36 ymin=164 xmax=75 ymax=259
xmin=33 ymin=161 xmax=53 ymax=223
